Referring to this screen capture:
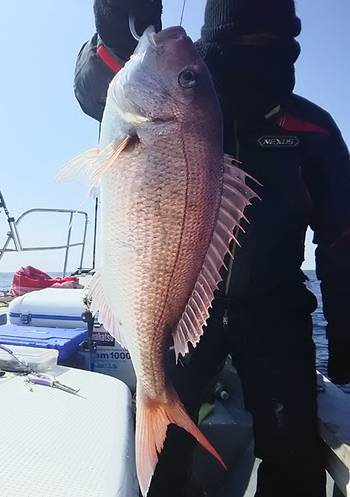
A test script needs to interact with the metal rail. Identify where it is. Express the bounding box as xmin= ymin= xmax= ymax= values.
xmin=0 ymin=206 xmax=88 ymax=277
xmin=318 ymin=375 xmax=350 ymax=496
